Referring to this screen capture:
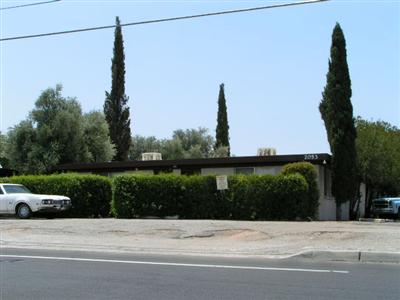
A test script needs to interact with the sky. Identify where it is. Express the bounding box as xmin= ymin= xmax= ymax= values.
xmin=0 ymin=0 xmax=399 ymax=157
